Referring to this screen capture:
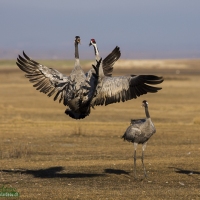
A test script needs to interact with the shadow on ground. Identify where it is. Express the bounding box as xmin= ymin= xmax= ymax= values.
xmin=104 ymin=169 xmax=130 ymax=175
xmin=2 ymin=167 xmax=104 ymax=179
xmin=2 ymin=167 xmax=130 ymax=179
xmin=169 ymin=167 xmax=200 ymax=175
